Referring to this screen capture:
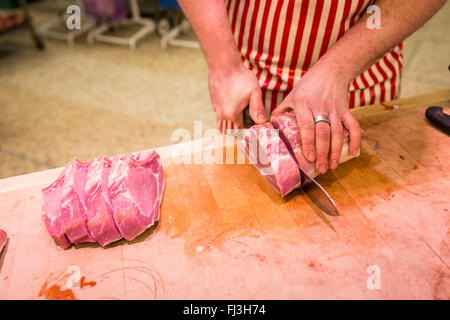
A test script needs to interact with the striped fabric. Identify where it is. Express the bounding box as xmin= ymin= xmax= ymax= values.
xmin=218 ymin=0 xmax=404 ymax=132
